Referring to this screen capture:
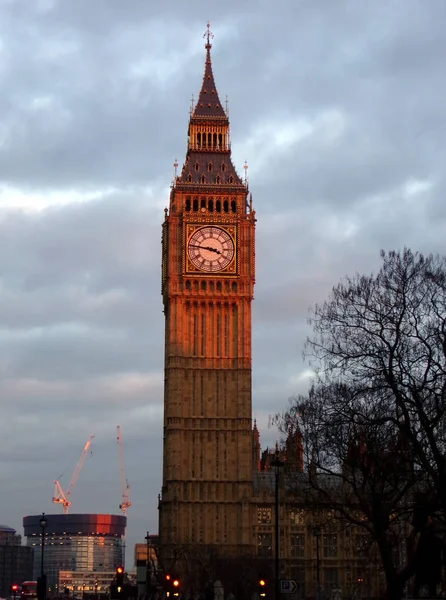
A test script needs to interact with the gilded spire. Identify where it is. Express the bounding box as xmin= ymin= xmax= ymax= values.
xmin=192 ymin=22 xmax=227 ymax=119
